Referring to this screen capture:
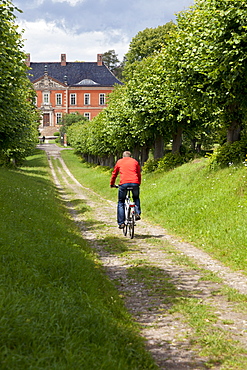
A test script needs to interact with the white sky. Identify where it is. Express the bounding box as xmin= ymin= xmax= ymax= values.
xmin=14 ymin=0 xmax=194 ymax=63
